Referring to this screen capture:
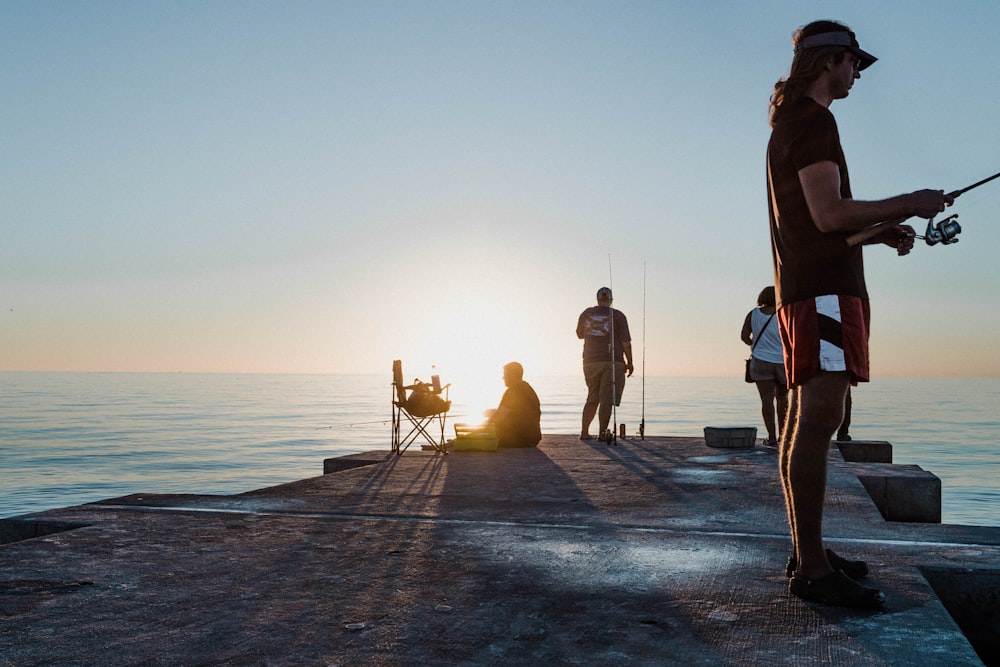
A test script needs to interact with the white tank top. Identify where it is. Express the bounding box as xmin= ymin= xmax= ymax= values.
xmin=750 ymin=308 xmax=784 ymax=364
